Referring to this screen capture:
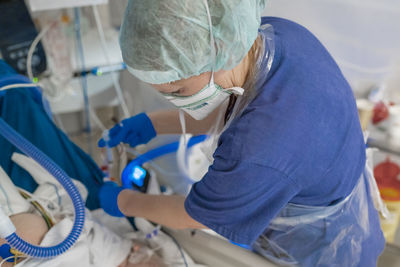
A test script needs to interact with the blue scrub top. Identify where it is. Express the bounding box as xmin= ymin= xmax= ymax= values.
xmin=185 ymin=17 xmax=384 ymax=265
